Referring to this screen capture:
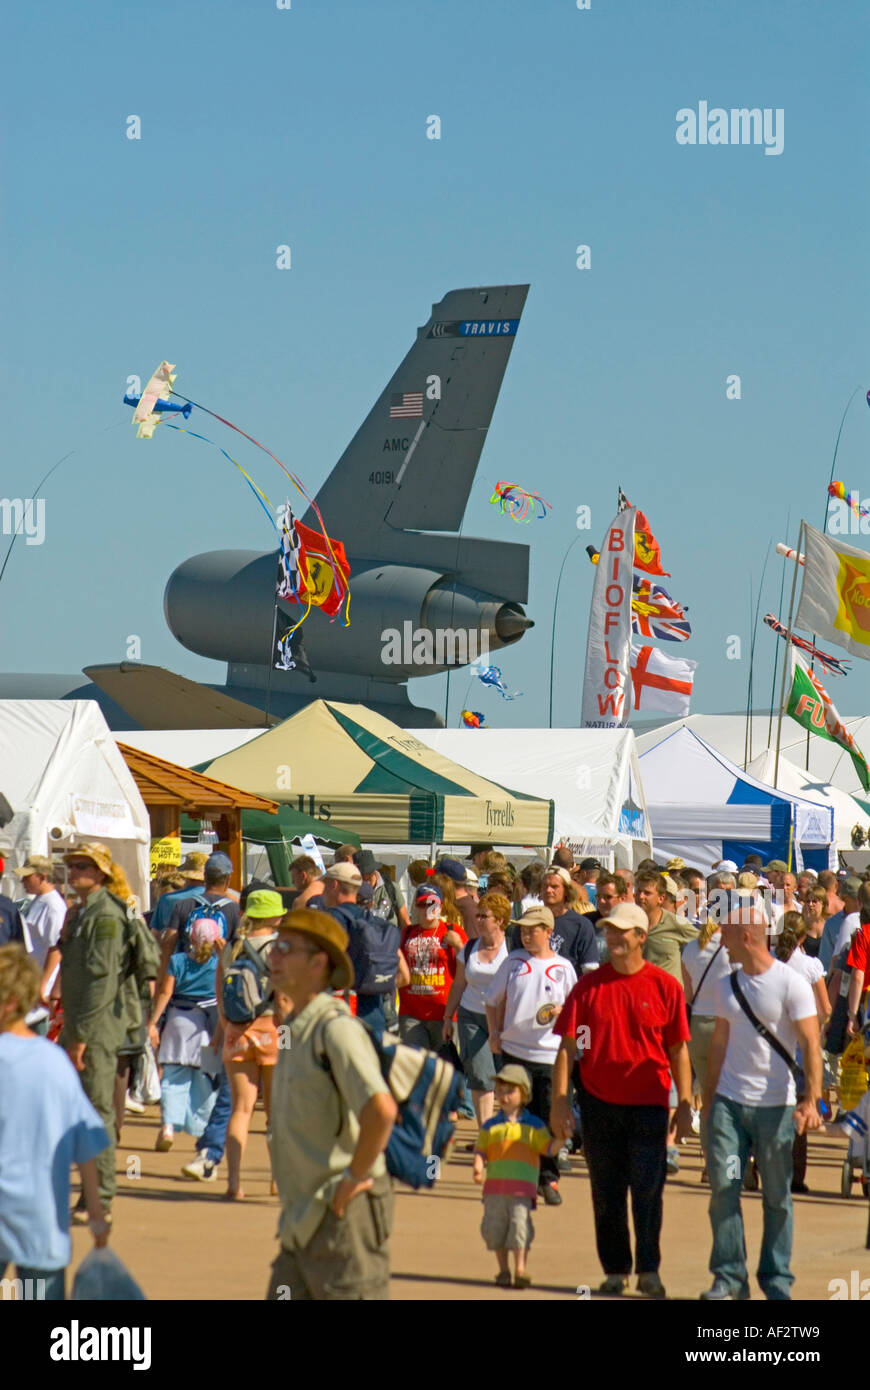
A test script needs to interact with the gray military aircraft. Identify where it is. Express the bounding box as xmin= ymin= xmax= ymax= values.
xmin=7 ymin=285 xmax=534 ymax=729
